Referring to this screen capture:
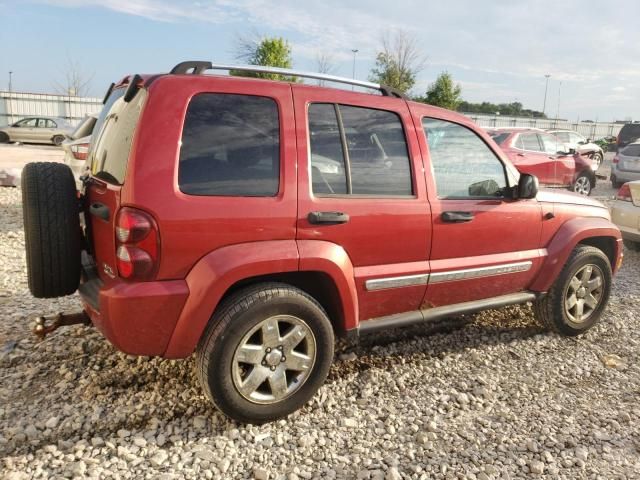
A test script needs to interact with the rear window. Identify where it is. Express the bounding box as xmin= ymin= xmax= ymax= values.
xmin=488 ymin=132 xmax=510 ymax=145
xmin=90 ymin=87 xmax=145 ymax=184
xmin=620 ymin=124 xmax=640 ymax=143
xmin=621 ymin=144 xmax=640 ymax=157
xmin=71 ymin=115 xmax=97 ymax=140
xmin=178 ymin=94 xmax=280 ymax=196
